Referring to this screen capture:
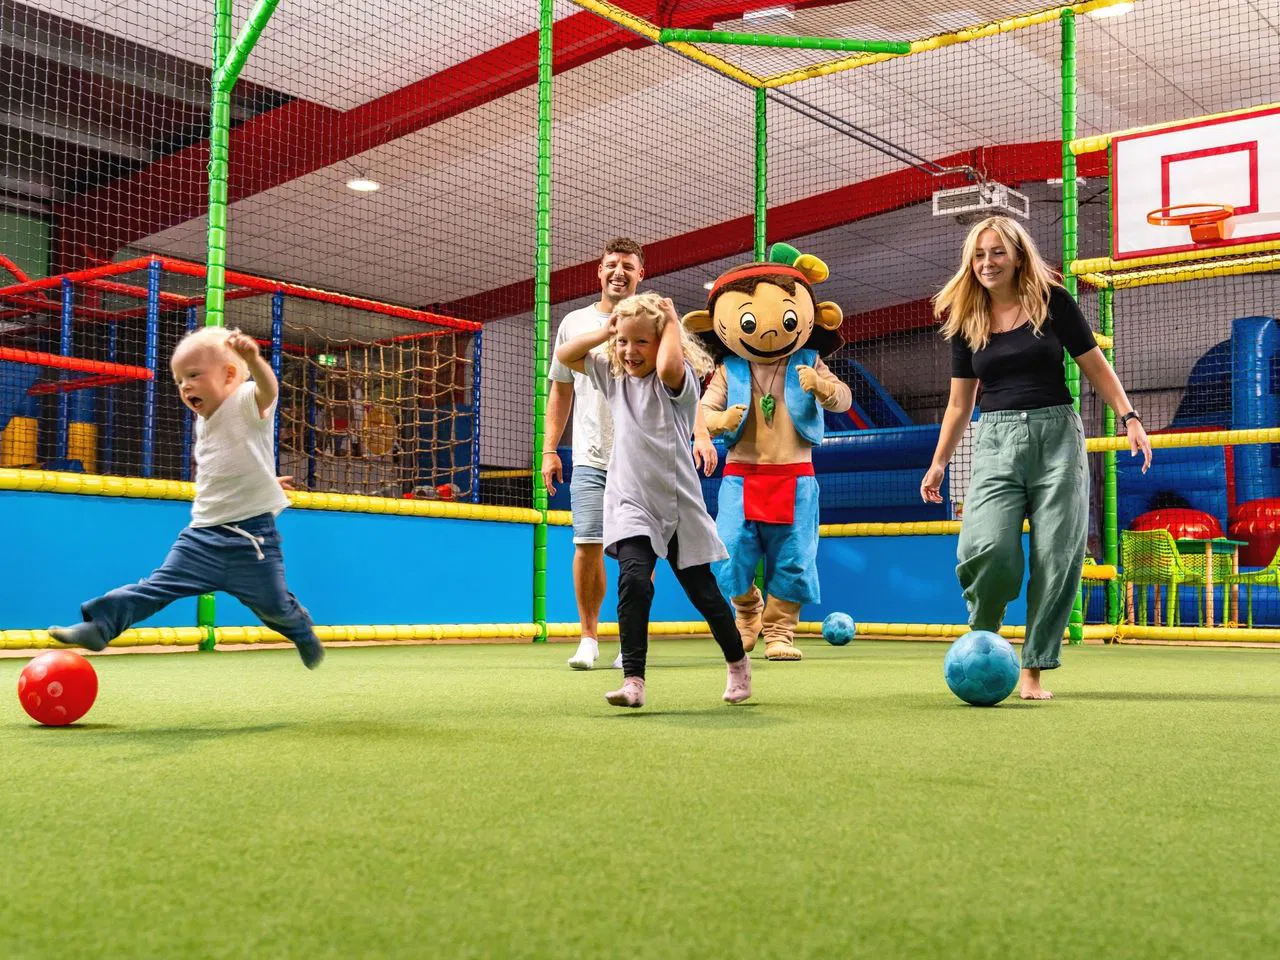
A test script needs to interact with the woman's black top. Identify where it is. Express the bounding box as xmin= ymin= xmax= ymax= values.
xmin=950 ymin=286 xmax=1097 ymax=411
